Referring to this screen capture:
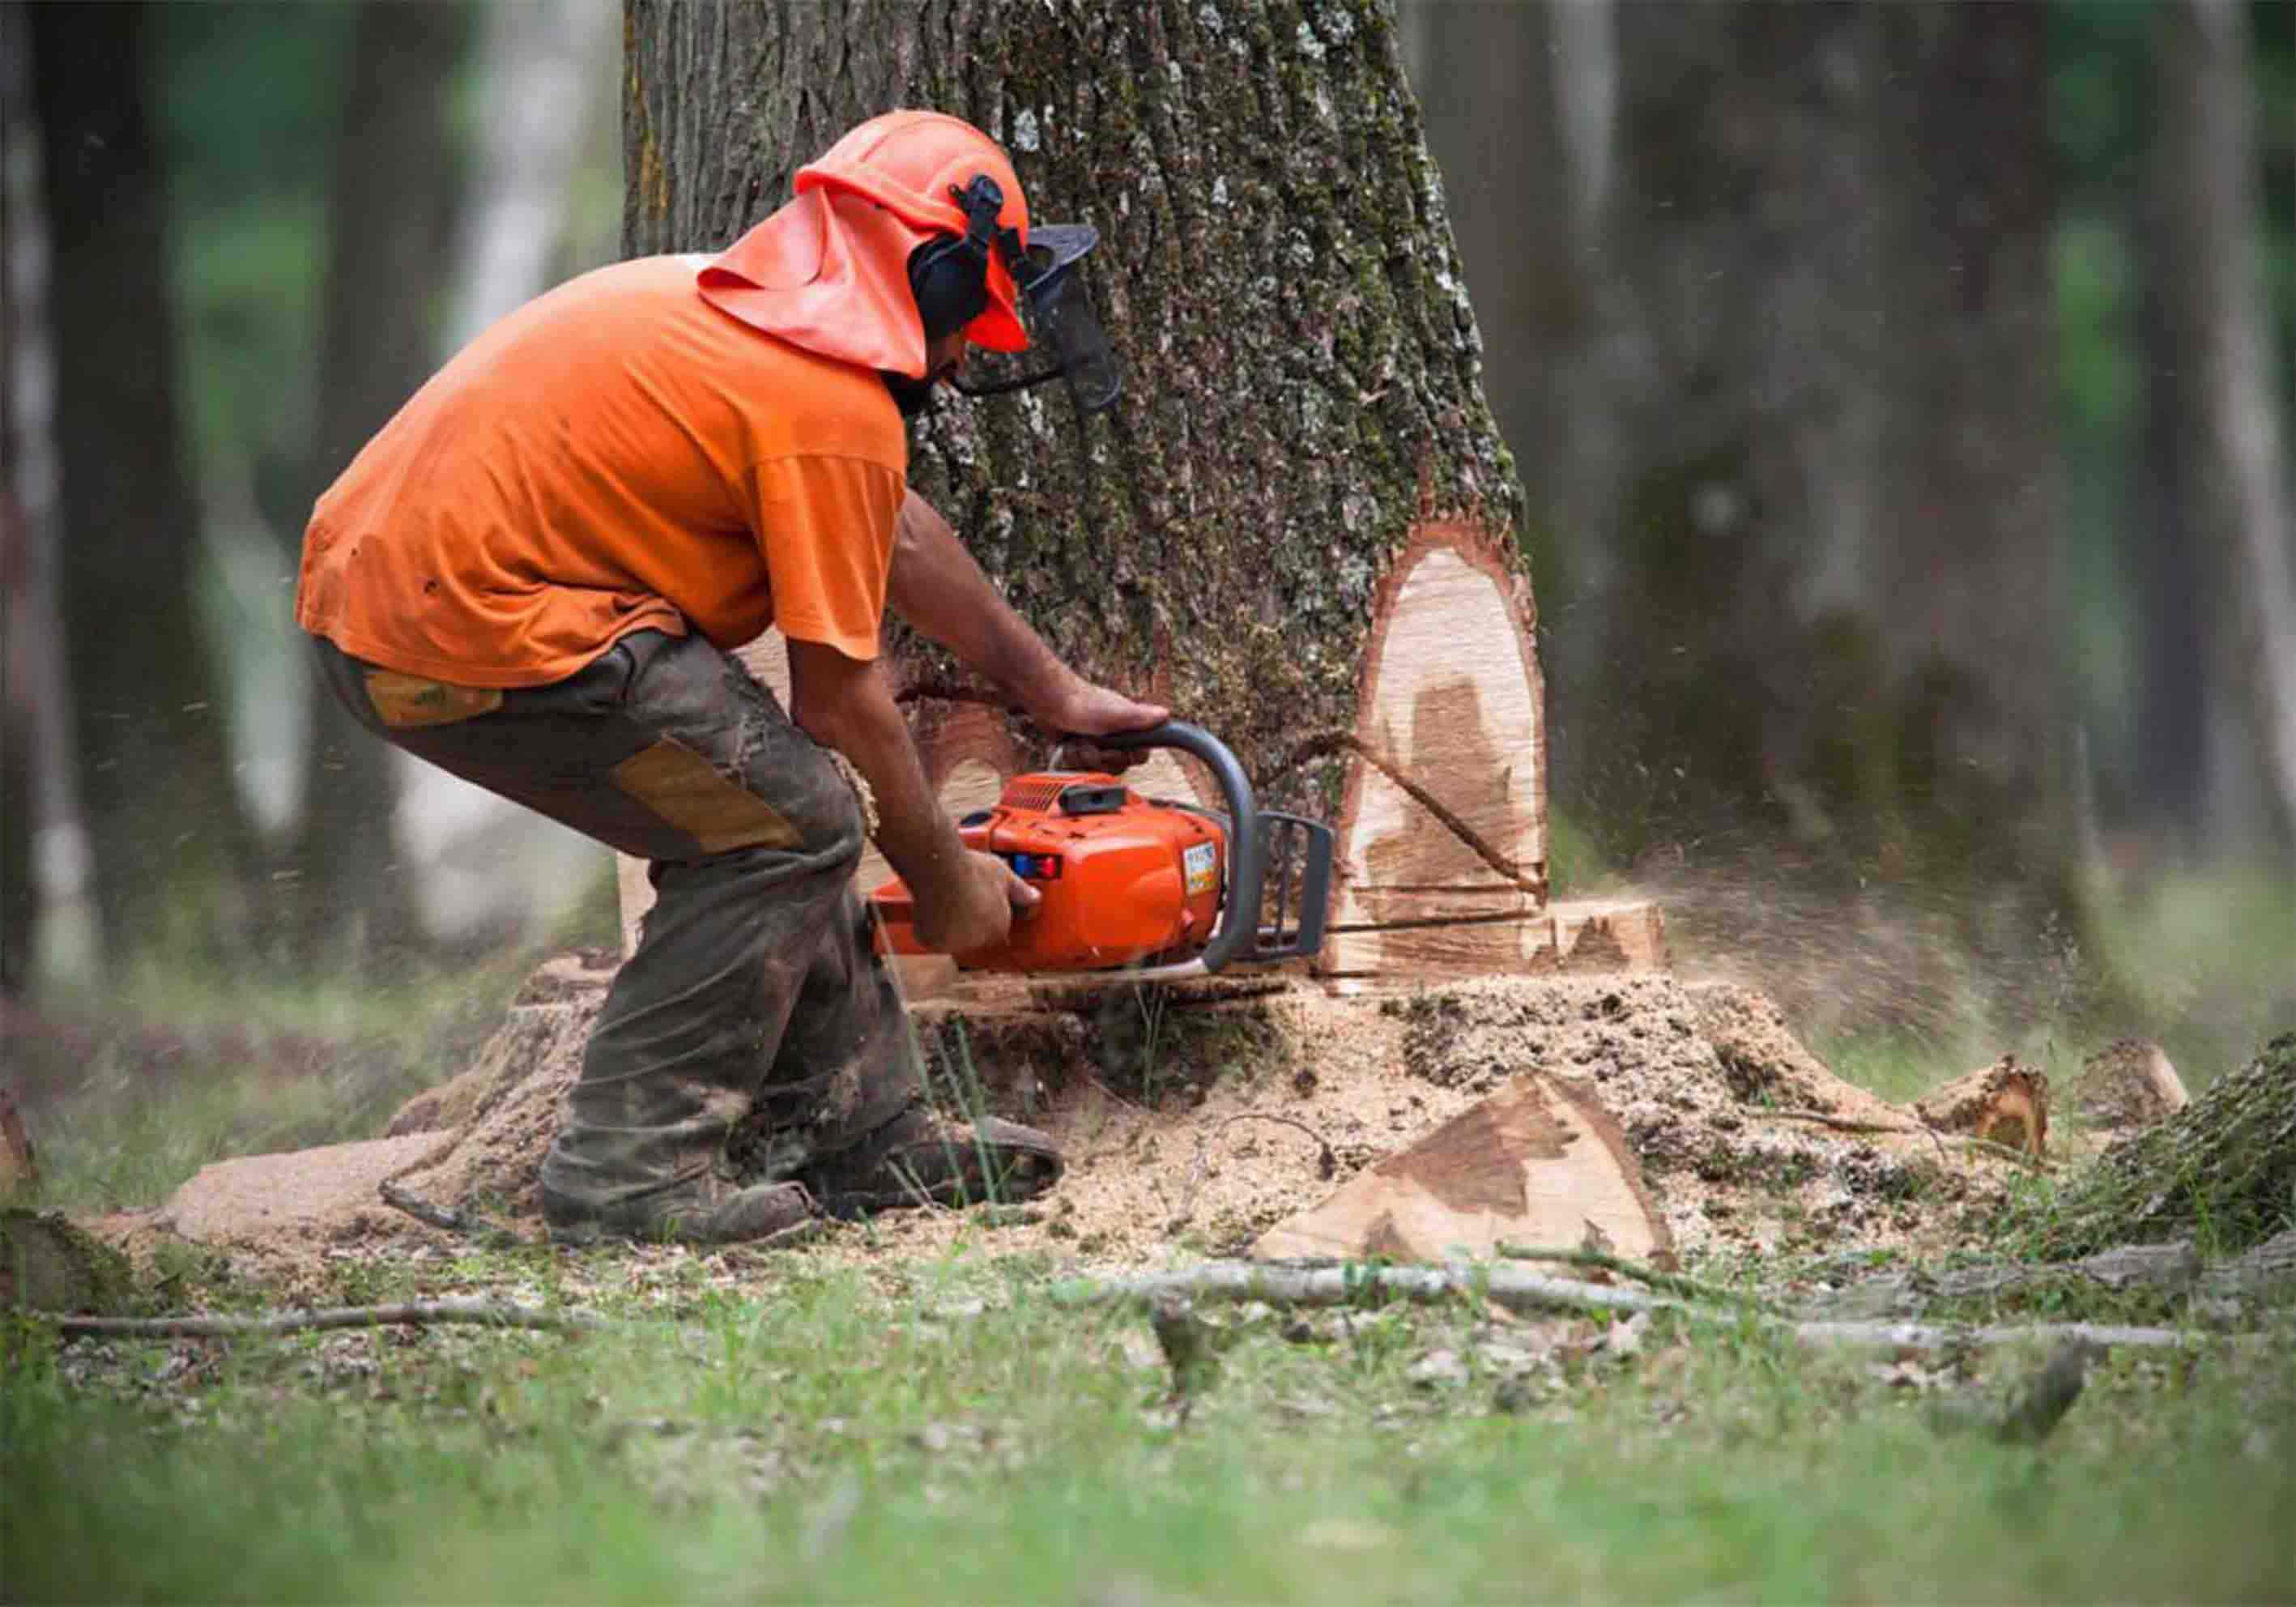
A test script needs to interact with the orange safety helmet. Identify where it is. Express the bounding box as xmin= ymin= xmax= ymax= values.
xmin=796 ymin=111 xmax=1034 ymax=354
xmin=699 ymin=110 xmax=1032 ymax=377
